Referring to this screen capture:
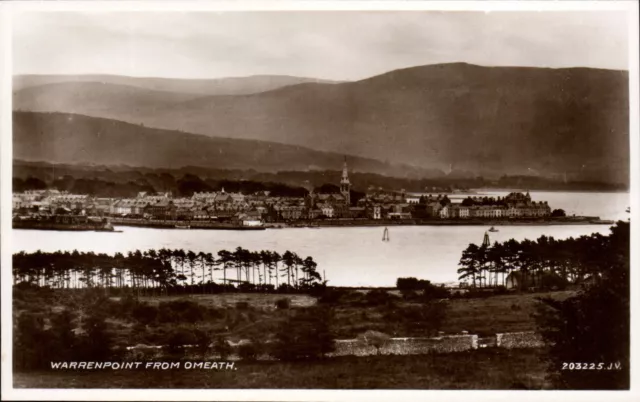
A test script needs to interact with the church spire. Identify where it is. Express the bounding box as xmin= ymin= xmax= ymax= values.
xmin=342 ymin=156 xmax=349 ymax=179
xmin=340 ymin=156 xmax=351 ymax=205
